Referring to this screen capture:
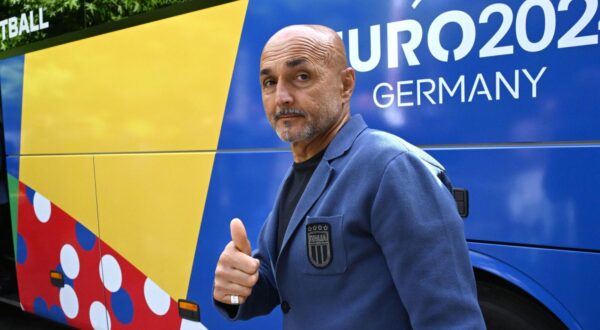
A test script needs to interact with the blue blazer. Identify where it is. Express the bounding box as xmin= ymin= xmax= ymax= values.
xmin=218 ymin=115 xmax=485 ymax=329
